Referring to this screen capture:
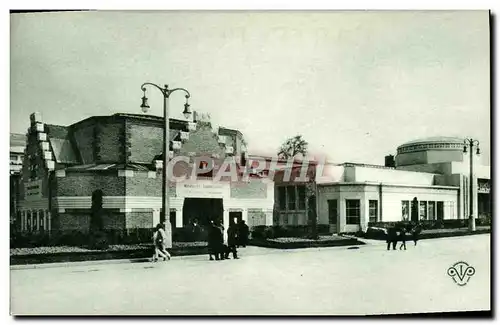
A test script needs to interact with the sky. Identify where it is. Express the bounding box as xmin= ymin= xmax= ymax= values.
xmin=10 ymin=10 xmax=490 ymax=165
